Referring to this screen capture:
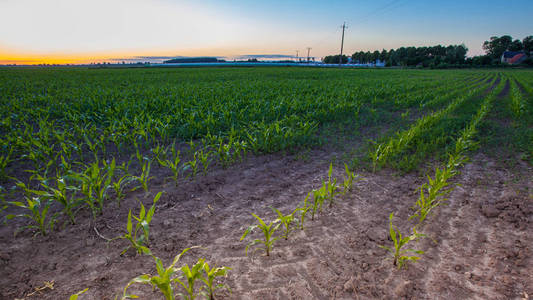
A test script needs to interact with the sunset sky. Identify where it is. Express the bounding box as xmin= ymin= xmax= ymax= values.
xmin=1 ymin=0 xmax=532 ymax=64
